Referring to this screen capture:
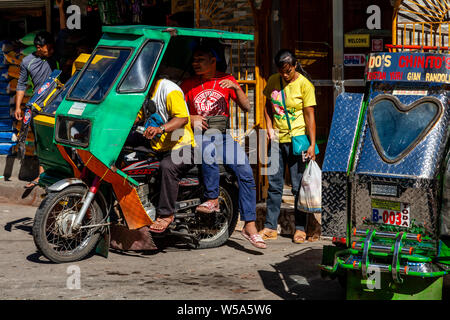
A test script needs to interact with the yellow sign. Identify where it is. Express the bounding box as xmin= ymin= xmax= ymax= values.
xmin=371 ymin=199 xmax=401 ymax=211
xmin=345 ymin=34 xmax=370 ymax=48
